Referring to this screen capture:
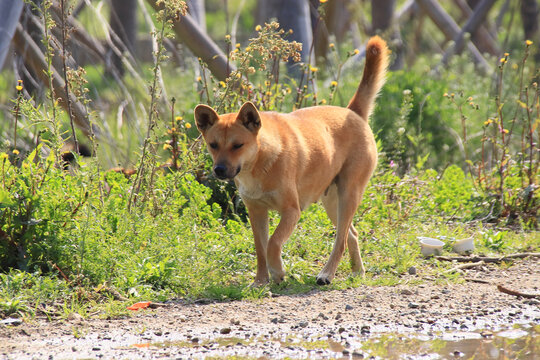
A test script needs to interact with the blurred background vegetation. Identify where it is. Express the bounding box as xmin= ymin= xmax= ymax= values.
xmin=0 ymin=0 xmax=537 ymax=169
